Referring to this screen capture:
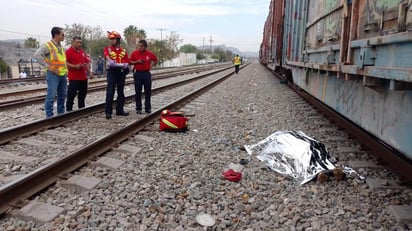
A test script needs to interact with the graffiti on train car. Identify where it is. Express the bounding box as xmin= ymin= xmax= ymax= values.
xmin=360 ymin=0 xmax=405 ymax=38
xmin=375 ymin=0 xmax=401 ymax=10
xmin=260 ymin=0 xmax=412 ymax=160
xmin=307 ymin=0 xmax=342 ymax=48
xmin=324 ymin=0 xmax=341 ymax=40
